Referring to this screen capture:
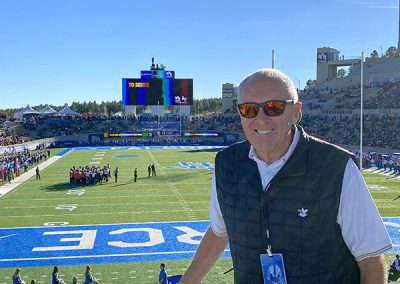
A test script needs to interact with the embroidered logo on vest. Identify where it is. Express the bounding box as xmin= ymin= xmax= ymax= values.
xmin=298 ymin=207 xmax=308 ymax=218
